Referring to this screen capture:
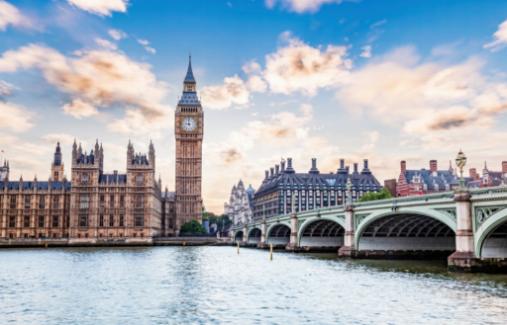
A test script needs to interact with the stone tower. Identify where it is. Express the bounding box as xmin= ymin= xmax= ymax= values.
xmin=175 ymin=56 xmax=204 ymax=231
xmin=51 ymin=142 xmax=65 ymax=181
